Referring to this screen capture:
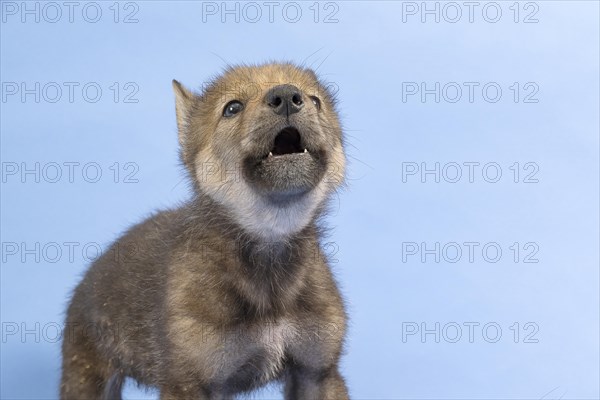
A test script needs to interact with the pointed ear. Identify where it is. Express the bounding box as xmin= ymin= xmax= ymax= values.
xmin=172 ymin=79 xmax=195 ymax=144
